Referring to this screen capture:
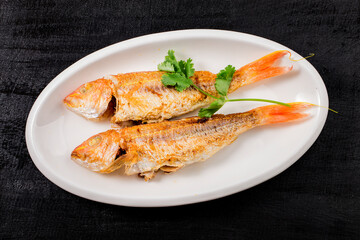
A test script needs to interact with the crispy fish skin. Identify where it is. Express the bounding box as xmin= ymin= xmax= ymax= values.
xmin=64 ymin=51 xmax=293 ymax=123
xmin=109 ymin=71 xmax=215 ymax=123
xmin=71 ymin=102 xmax=312 ymax=181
